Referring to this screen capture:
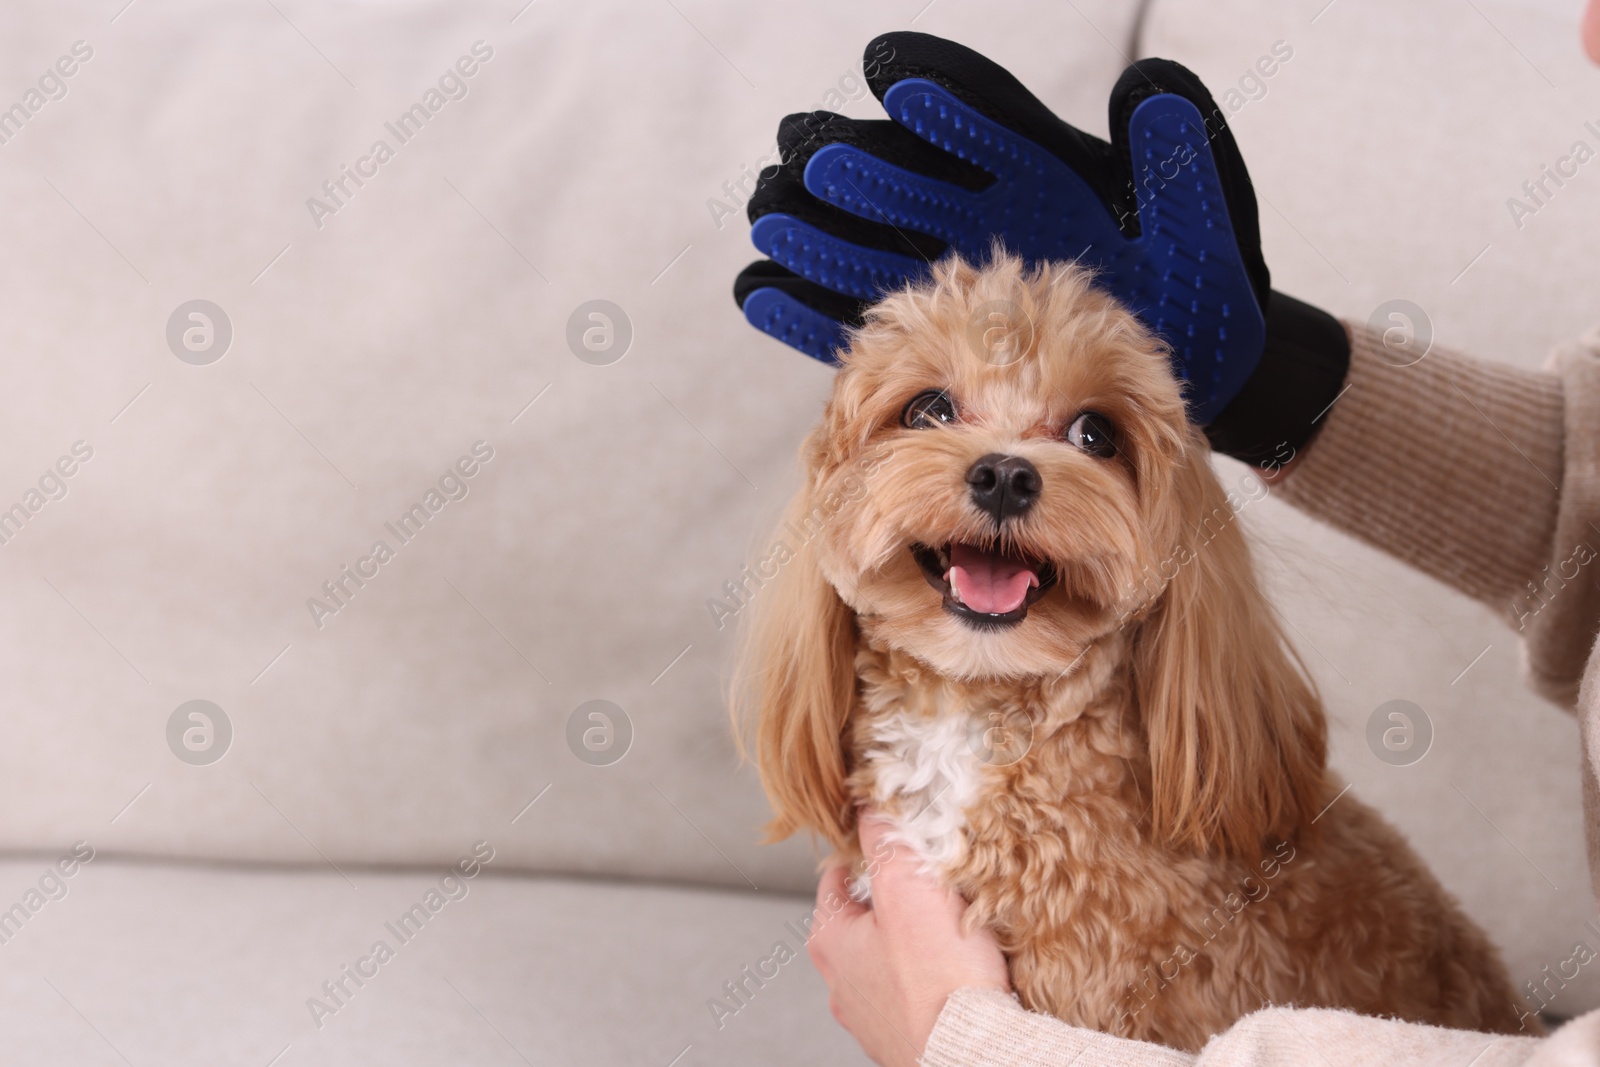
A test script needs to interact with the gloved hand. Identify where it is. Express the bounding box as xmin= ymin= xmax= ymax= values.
xmin=733 ymin=32 xmax=1349 ymax=464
